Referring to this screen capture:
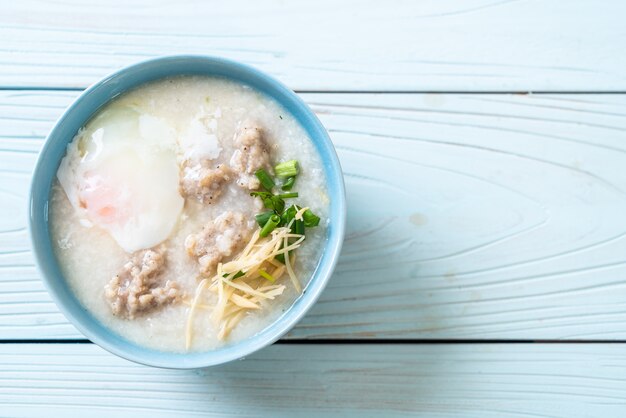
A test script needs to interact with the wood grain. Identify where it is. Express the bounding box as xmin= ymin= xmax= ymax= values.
xmin=3 ymin=91 xmax=626 ymax=340
xmin=2 ymin=0 xmax=626 ymax=91
xmin=2 ymin=343 xmax=626 ymax=417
